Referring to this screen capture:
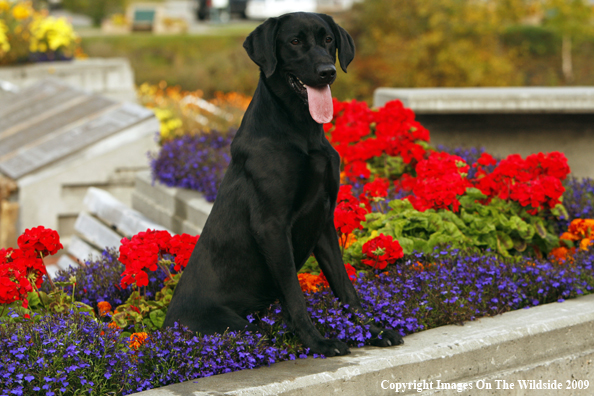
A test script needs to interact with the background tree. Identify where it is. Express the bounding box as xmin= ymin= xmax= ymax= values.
xmin=60 ymin=0 xmax=127 ymax=27
xmin=542 ymin=0 xmax=593 ymax=82
xmin=337 ymin=0 xmax=523 ymax=100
